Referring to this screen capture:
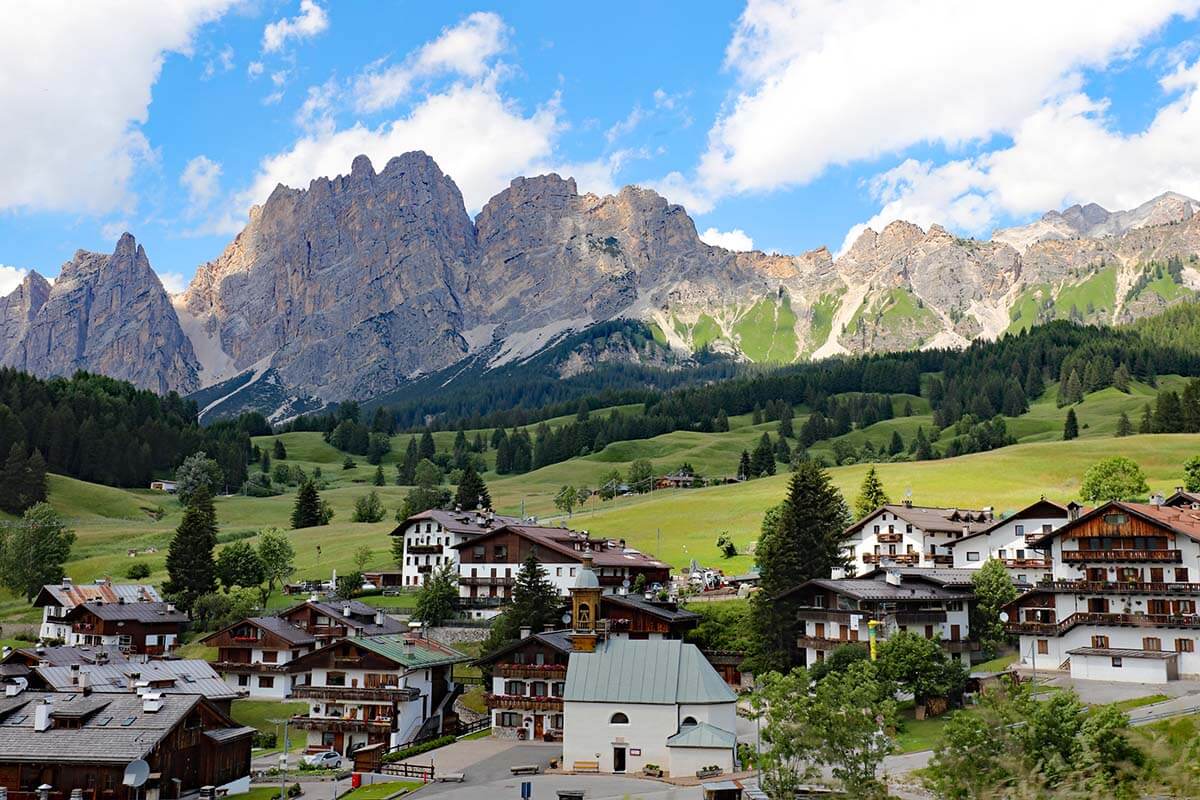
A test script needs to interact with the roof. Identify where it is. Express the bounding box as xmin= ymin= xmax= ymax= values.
xmin=601 ymin=594 xmax=700 ymax=624
xmin=564 ymin=638 xmax=736 ymax=705
xmin=454 ymin=523 xmax=669 ymax=570
xmin=66 ymin=601 xmax=187 ymax=624
xmin=845 ymin=504 xmax=994 ymax=537
xmin=0 ymin=691 xmax=204 ymax=764
xmin=2 ymin=645 xmax=129 ymax=667
xmin=1166 ymin=490 xmax=1200 ymax=508
xmin=666 ymin=721 xmax=738 ymax=749
xmin=778 ymin=569 xmax=977 ymax=603
xmin=285 ymin=600 xmax=407 ymax=636
xmin=1027 ymin=500 xmax=1200 ymax=546
xmin=204 ymin=725 xmax=256 ymax=743
xmin=201 ymin=615 xmax=316 ymax=647
xmin=391 ymin=508 xmax=522 ymax=537
xmin=34 ymin=659 xmax=237 ymax=702
xmin=474 ymin=629 xmax=574 ymax=666
xmin=1066 ymin=647 xmax=1179 ymax=660
xmin=353 ymin=635 xmax=470 ymax=668
xmin=952 ymin=499 xmax=1073 ymax=545
xmin=33 ymin=581 xmax=160 ymax=609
